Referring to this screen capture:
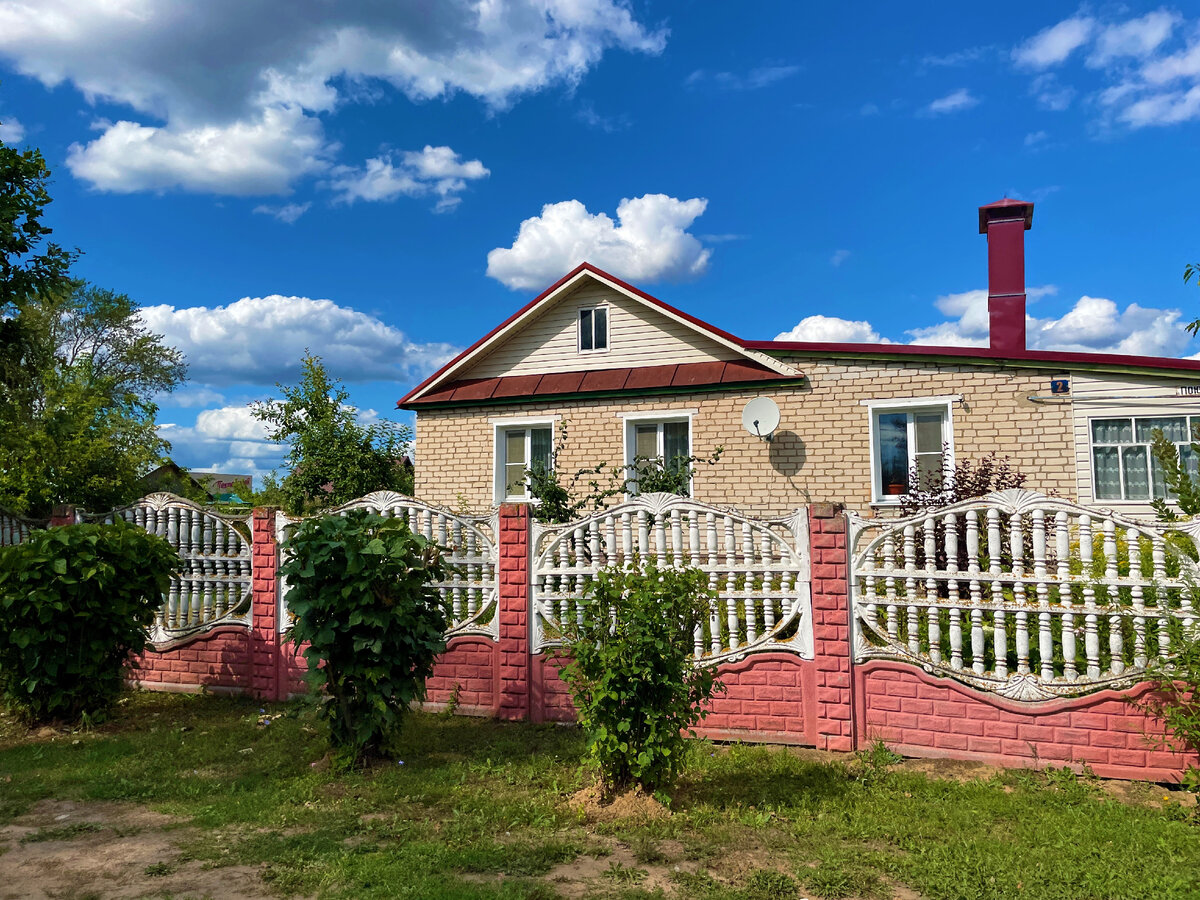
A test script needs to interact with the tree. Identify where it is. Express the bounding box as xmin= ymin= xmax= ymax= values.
xmin=251 ymin=352 xmax=413 ymax=514
xmin=1187 ymin=263 xmax=1200 ymax=337
xmin=0 ymin=282 xmax=187 ymax=515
